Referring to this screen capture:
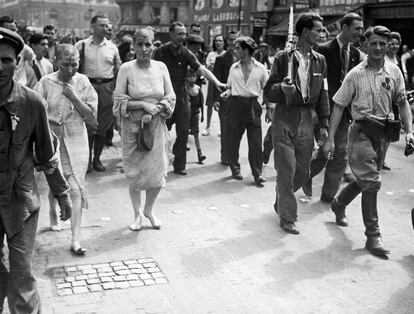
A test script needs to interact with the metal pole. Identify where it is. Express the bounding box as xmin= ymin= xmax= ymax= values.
xmin=237 ymin=0 xmax=242 ymax=32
